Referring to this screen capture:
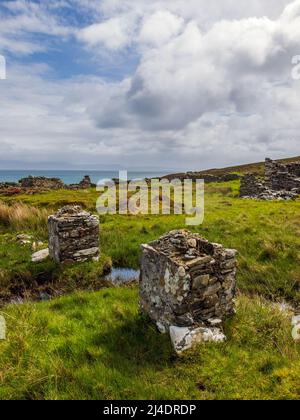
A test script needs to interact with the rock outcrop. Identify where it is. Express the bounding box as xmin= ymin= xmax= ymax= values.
xmin=140 ymin=230 xmax=237 ymax=353
xmin=48 ymin=205 xmax=100 ymax=263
